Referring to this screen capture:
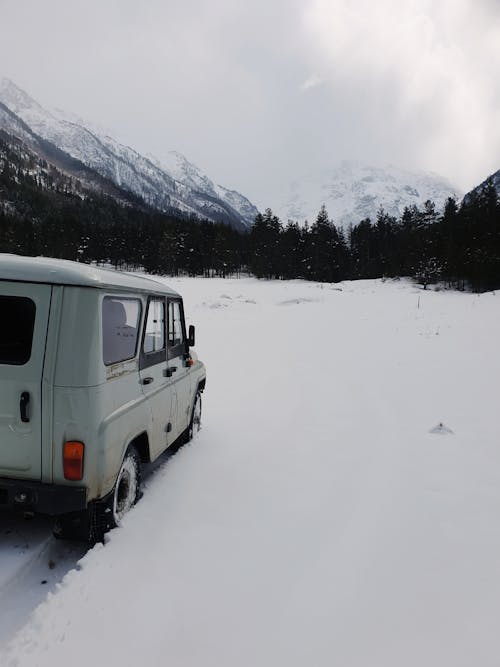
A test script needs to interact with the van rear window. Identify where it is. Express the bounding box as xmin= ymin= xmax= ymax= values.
xmin=102 ymin=297 xmax=141 ymax=365
xmin=0 ymin=296 xmax=36 ymax=365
